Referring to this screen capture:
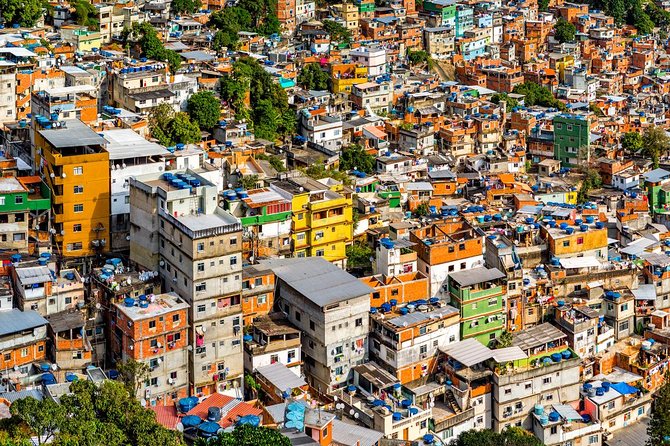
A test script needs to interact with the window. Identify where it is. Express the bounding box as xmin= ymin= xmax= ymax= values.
xmin=196 ymin=283 xmax=206 ymax=292
xmin=197 ymin=305 xmax=206 ymax=313
xmin=73 ymin=185 xmax=84 ymax=194
xmin=577 ymin=237 xmax=584 ymax=245
xmin=550 ymin=426 xmax=558 ymax=434
xmin=543 ymin=377 xmax=552 ymax=384
xmin=563 ymin=241 xmax=570 ymax=247
xmin=14 ymin=196 xmax=23 ymax=205
xmin=149 ymin=320 xmax=156 ymax=329
xmin=257 ymin=294 xmax=267 ymax=305
xmin=172 ymin=314 xmax=180 ymax=323
xmin=13 ymin=233 xmax=24 ymax=242
xmin=310 ymin=320 xmax=315 ymax=330
xmin=197 ymin=243 xmax=204 ymax=252
xmin=230 ymin=256 xmax=237 ymax=266
xmin=254 ymin=277 xmax=262 ymax=286
xmin=20 ymin=348 xmax=28 ymax=357
xmin=505 ymin=388 xmax=512 ymax=395
xmin=525 ymin=383 xmax=532 ymax=389
xmin=73 ymin=224 xmax=82 ymax=232
xmin=355 ymin=318 xmax=363 ymax=327
xmin=197 ymin=263 xmax=204 ymax=272
xmin=316 ymin=249 xmax=325 ymax=257
xmin=74 ymin=204 xmax=83 ymax=213
xmin=270 ymin=354 xmax=279 ymax=364
xmin=0 ymin=197 xmax=4 ymax=206
xmin=73 ymin=166 xmax=83 ymax=175
xmin=621 ymin=303 xmax=629 ymax=312
xmin=295 ymin=311 xmax=301 ymax=321
xmin=230 ymin=237 xmax=237 ymax=246
xmin=488 ymin=298 xmax=497 ymax=306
